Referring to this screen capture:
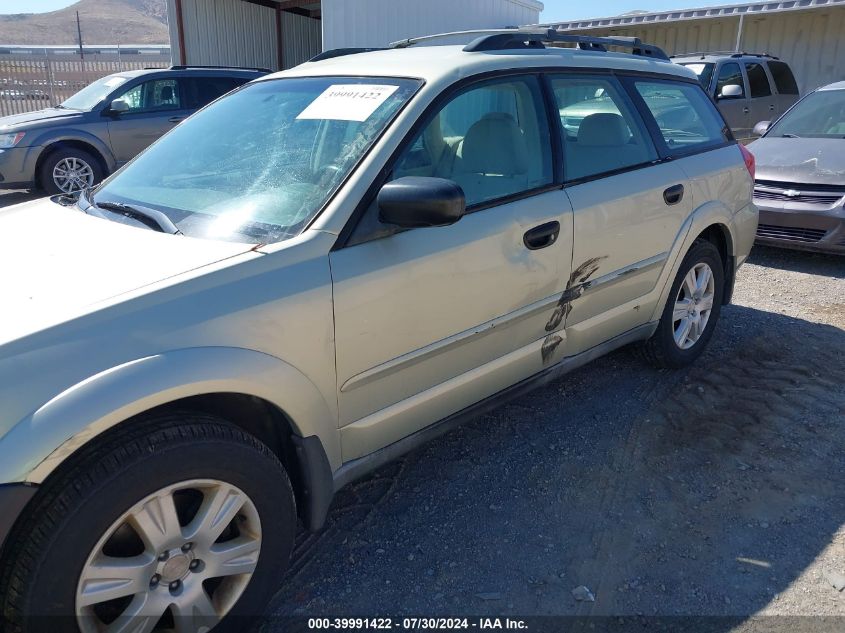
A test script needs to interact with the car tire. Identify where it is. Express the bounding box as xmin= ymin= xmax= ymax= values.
xmin=639 ymin=239 xmax=725 ymax=369
xmin=0 ymin=413 xmax=296 ymax=633
xmin=38 ymin=147 xmax=104 ymax=195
